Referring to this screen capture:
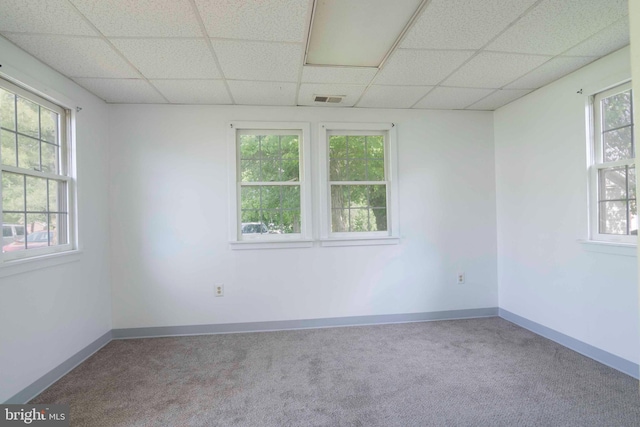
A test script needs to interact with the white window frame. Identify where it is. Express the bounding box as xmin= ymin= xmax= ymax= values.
xmin=588 ymin=81 xmax=636 ymax=245
xmin=318 ymin=122 xmax=400 ymax=247
xmin=0 ymin=77 xmax=77 ymax=263
xmin=228 ymin=121 xmax=313 ymax=250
